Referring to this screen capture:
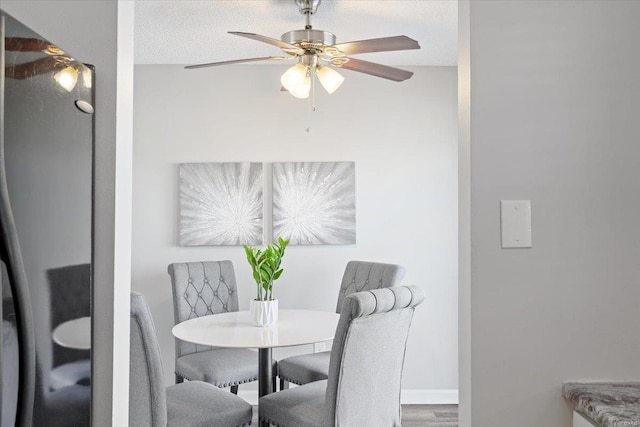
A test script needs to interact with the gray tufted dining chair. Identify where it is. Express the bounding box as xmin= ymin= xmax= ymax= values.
xmin=277 ymin=260 xmax=405 ymax=389
xmin=259 ymin=286 xmax=424 ymax=427
xmin=47 ymin=263 xmax=91 ymax=391
xmin=168 ymin=260 xmax=275 ymax=394
xmin=129 ymin=292 xmax=252 ymax=427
